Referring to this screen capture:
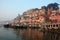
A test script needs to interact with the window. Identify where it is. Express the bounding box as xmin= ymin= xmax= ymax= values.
xmin=53 ymin=25 xmax=55 ymax=27
xmin=56 ymin=24 xmax=58 ymax=27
